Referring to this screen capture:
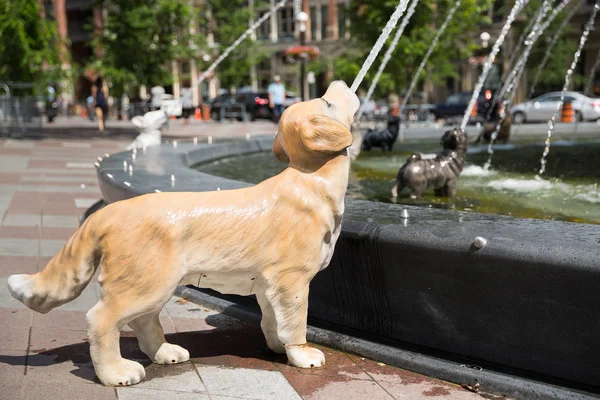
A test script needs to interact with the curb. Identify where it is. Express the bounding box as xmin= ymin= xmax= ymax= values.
xmin=175 ymin=286 xmax=598 ymax=400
